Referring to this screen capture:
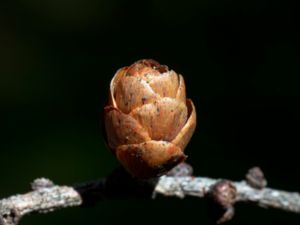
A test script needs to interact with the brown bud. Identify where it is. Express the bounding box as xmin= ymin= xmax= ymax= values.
xmin=104 ymin=59 xmax=196 ymax=178
xmin=207 ymin=180 xmax=236 ymax=224
xmin=209 ymin=180 xmax=236 ymax=209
